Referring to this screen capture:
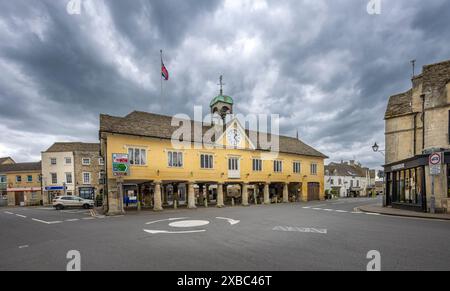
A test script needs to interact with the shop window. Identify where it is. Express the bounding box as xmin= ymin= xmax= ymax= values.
xmin=448 ymin=165 xmax=450 ymax=198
